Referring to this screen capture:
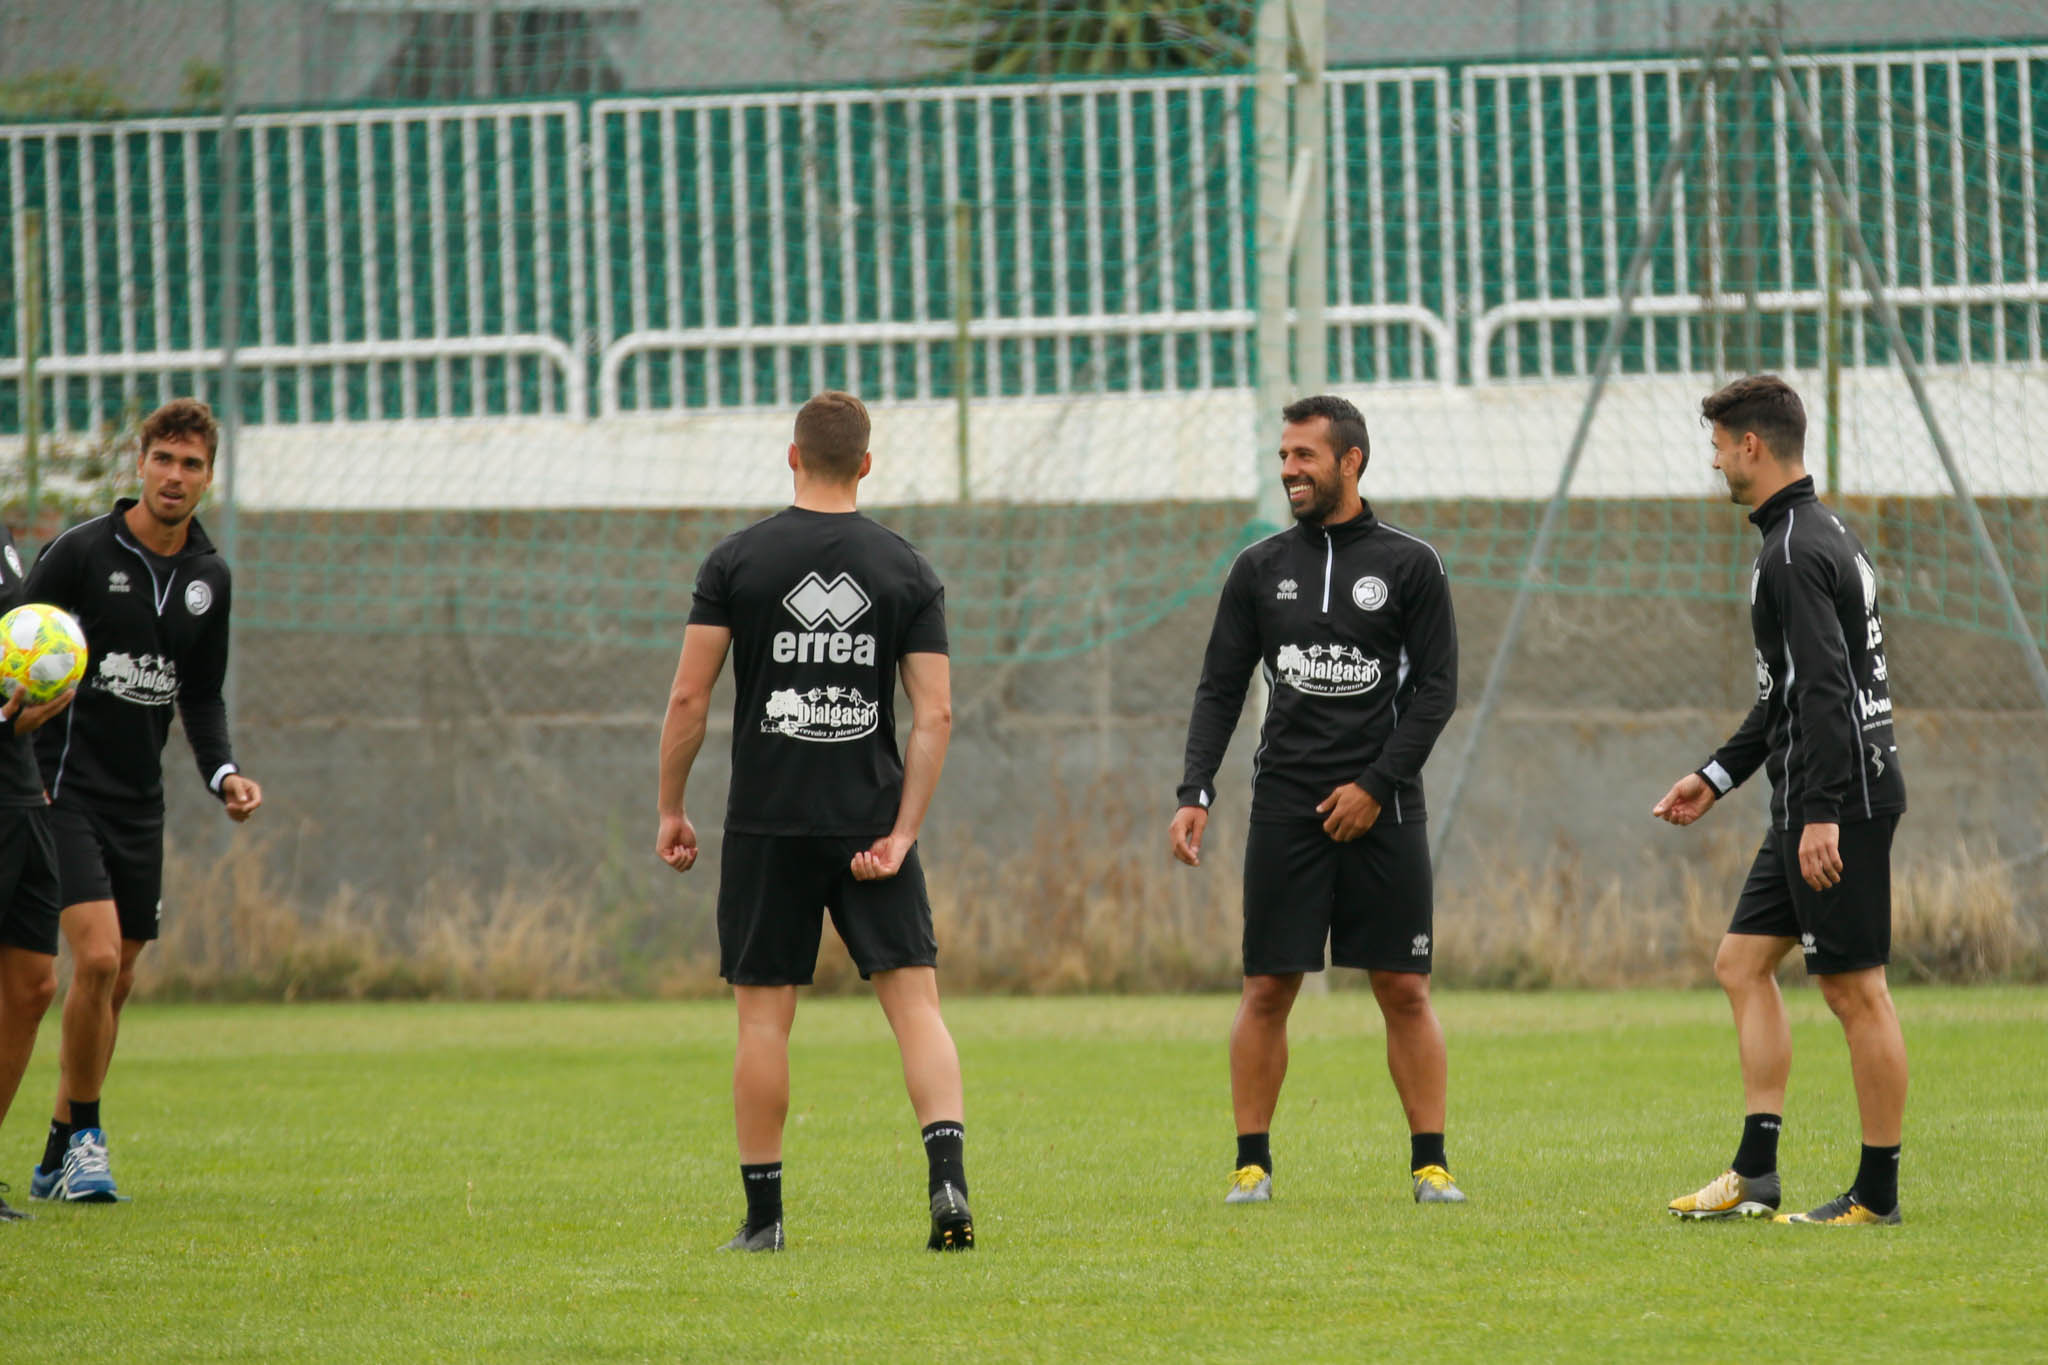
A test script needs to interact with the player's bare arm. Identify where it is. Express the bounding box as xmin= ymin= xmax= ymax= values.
xmin=656 ymin=624 xmax=732 ymax=872
xmin=1 ymin=682 xmax=75 ymax=736
xmin=1651 ymin=772 xmax=1718 ymax=825
xmin=852 ymin=650 xmax=950 ymax=881
xmin=1316 ymin=782 xmax=1381 ymax=842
